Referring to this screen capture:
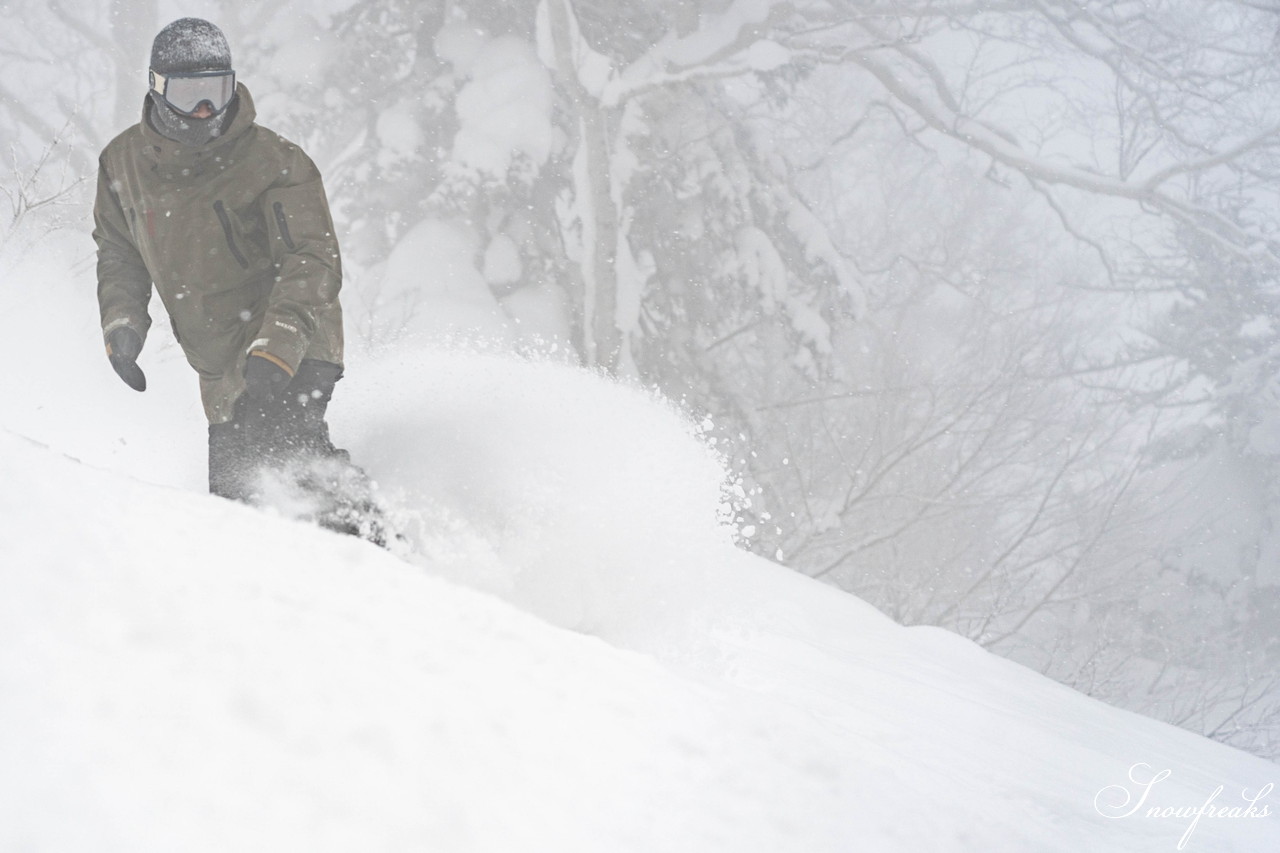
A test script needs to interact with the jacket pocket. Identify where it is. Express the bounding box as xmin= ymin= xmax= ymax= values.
xmin=272 ymin=202 xmax=297 ymax=252
xmin=213 ymin=200 xmax=250 ymax=269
